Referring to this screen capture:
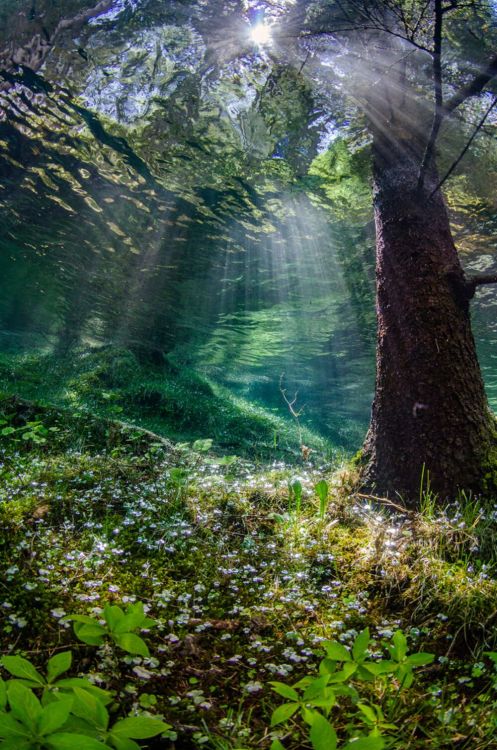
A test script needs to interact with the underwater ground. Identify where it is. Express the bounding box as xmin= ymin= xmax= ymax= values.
xmin=2 ymin=356 xmax=497 ymax=749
